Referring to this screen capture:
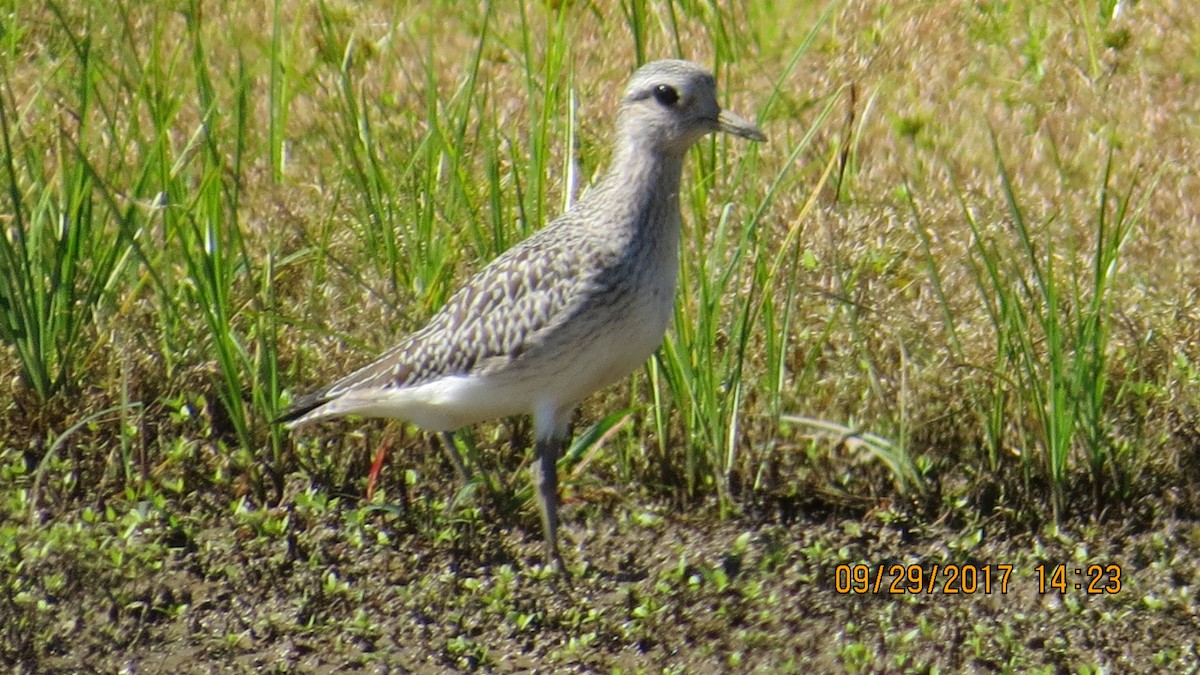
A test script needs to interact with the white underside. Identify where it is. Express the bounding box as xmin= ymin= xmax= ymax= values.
xmin=299 ymin=373 xmax=554 ymax=433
